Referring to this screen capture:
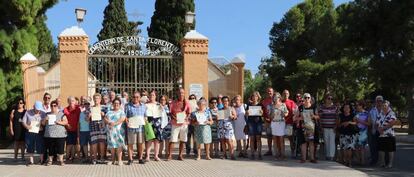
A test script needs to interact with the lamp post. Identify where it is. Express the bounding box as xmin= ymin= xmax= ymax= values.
xmin=75 ymin=8 xmax=87 ymax=27
xmin=185 ymin=11 xmax=195 ymax=31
